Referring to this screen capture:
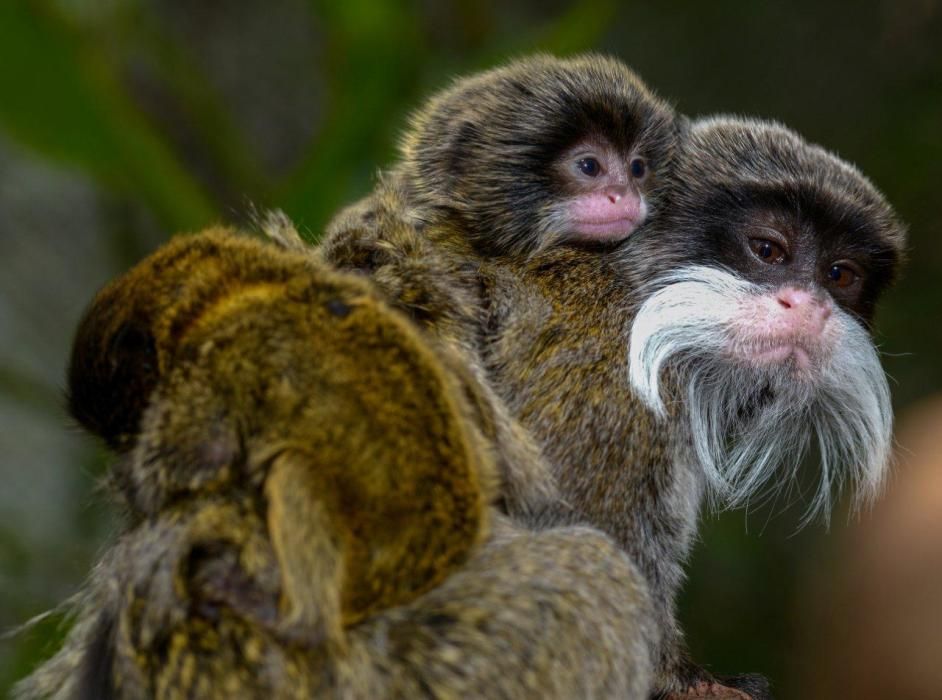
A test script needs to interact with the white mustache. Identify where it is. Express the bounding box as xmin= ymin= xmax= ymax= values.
xmin=628 ymin=265 xmax=892 ymax=522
